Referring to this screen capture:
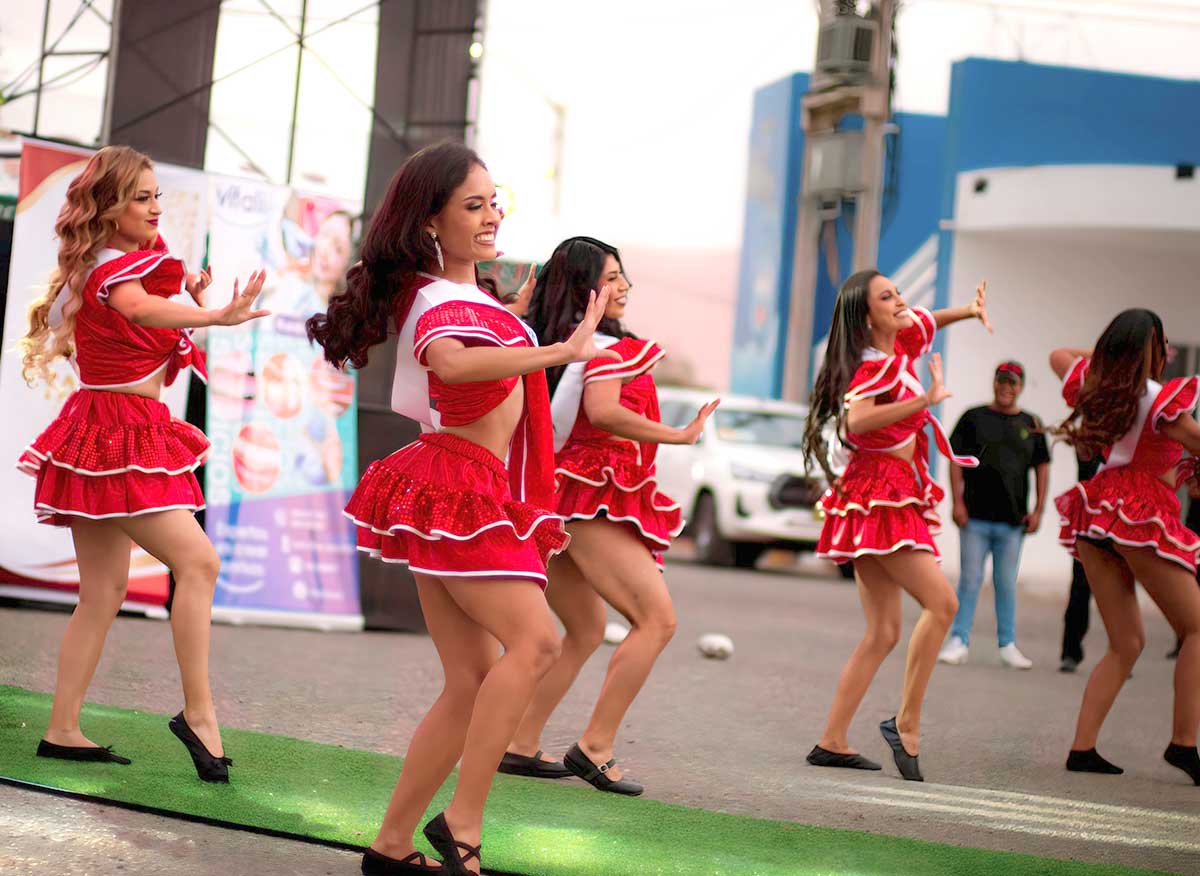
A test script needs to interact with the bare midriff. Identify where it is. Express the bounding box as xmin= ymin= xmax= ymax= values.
xmin=440 ymin=380 xmax=525 ymax=462
xmin=856 ymin=437 xmax=917 ymax=464
xmin=90 ymin=370 xmax=167 ymax=400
